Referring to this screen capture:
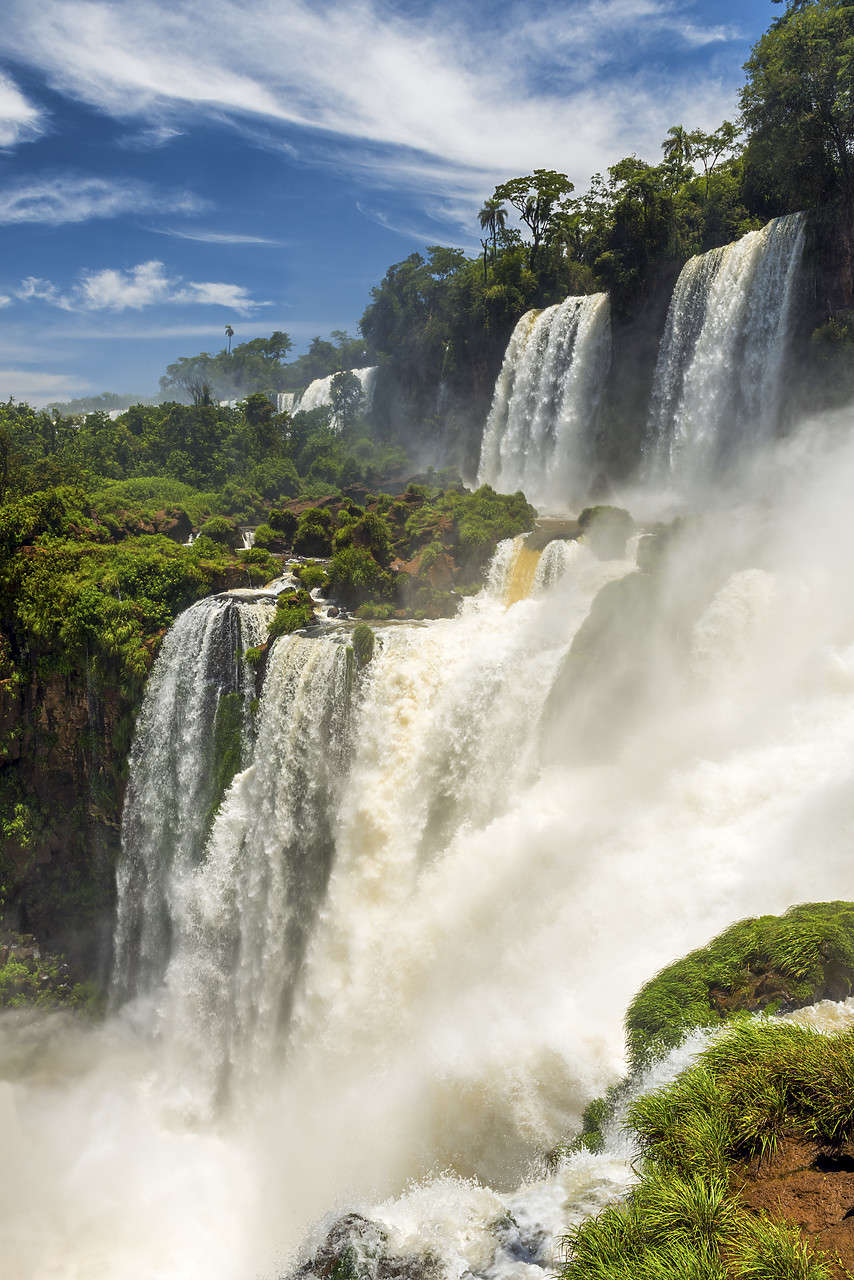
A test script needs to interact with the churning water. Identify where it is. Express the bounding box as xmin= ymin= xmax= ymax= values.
xmin=3 ymin=216 xmax=854 ymax=1280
